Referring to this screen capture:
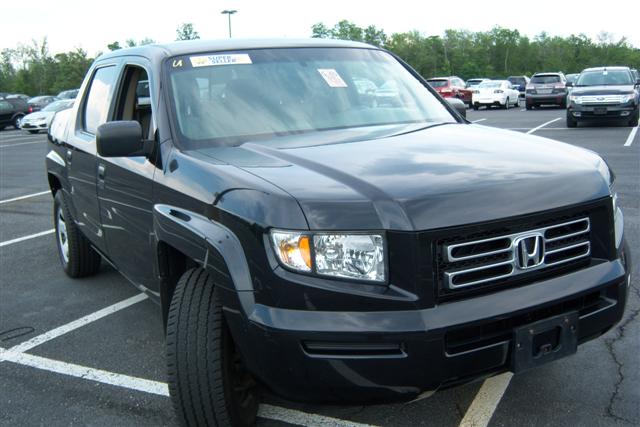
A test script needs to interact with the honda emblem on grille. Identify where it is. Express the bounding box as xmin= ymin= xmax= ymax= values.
xmin=513 ymin=233 xmax=545 ymax=270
